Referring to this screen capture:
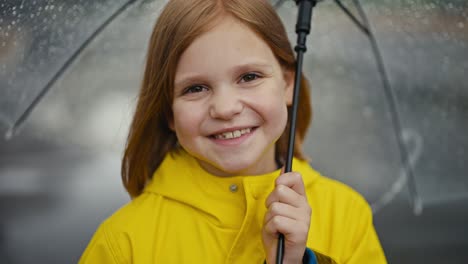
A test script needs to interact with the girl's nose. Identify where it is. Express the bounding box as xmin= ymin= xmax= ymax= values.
xmin=209 ymin=89 xmax=243 ymax=120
